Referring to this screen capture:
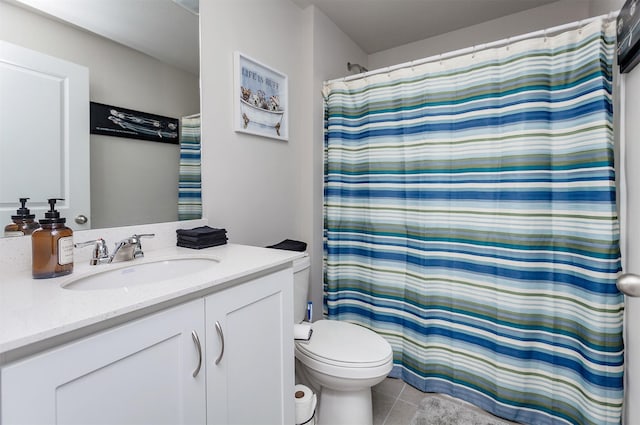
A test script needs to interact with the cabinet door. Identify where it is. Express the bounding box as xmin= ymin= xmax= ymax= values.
xmin=205 ymin=269 xmax=295 ymax=425
xmin=1 ymin=299 xmax=206 ymax=425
